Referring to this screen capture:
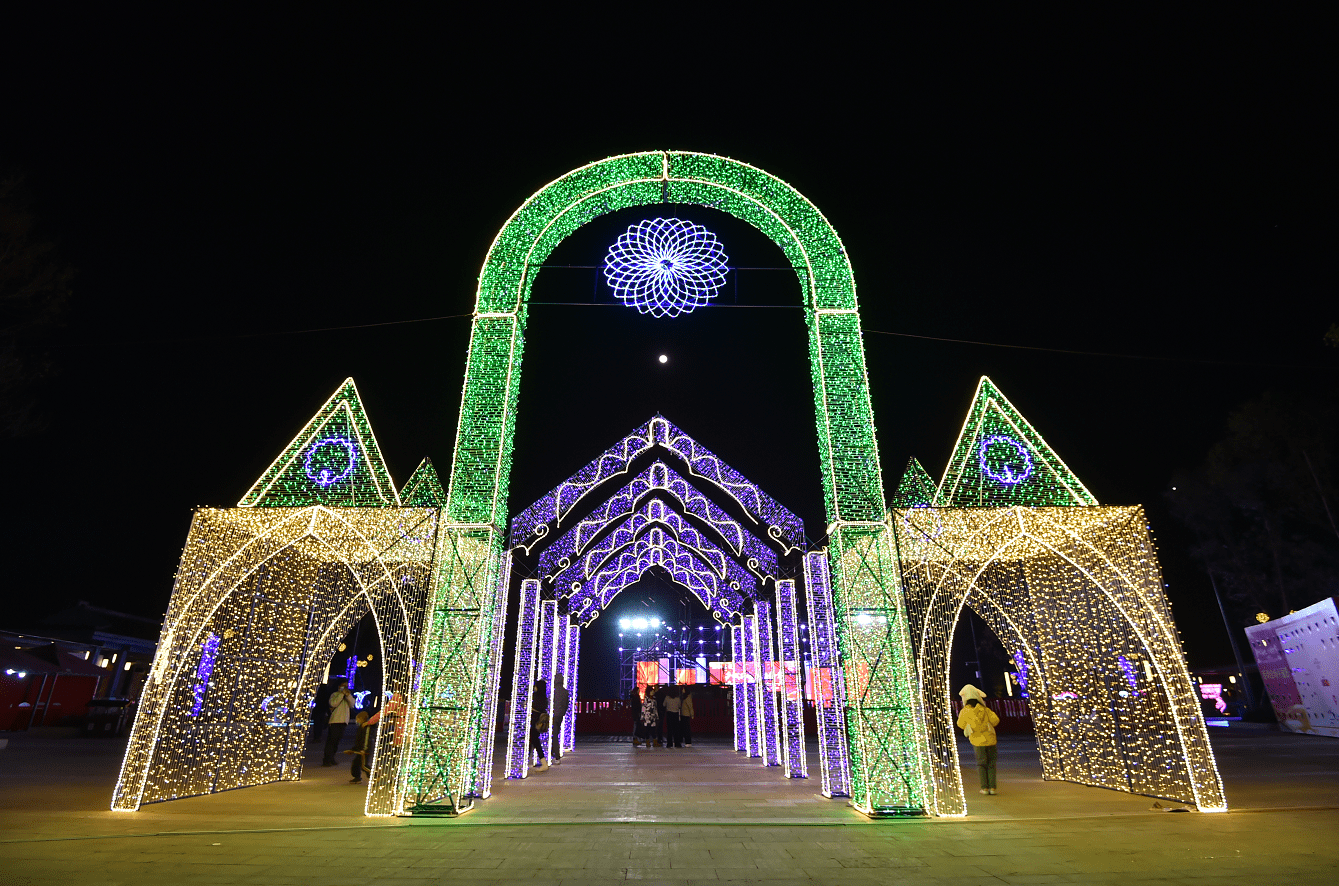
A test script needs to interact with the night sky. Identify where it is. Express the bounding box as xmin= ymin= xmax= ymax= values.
xmin=2 ymin=13 xmax=1331 ymax=679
